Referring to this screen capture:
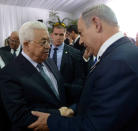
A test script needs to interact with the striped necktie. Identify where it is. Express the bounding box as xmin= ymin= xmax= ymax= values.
xmin=37 ymin=63 xmax=59 ymax=99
